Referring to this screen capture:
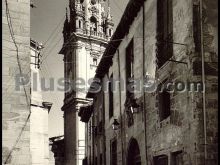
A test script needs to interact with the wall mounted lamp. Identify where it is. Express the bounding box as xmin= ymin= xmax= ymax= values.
xmin=112 ymin=119 xmax=120 ymax=131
